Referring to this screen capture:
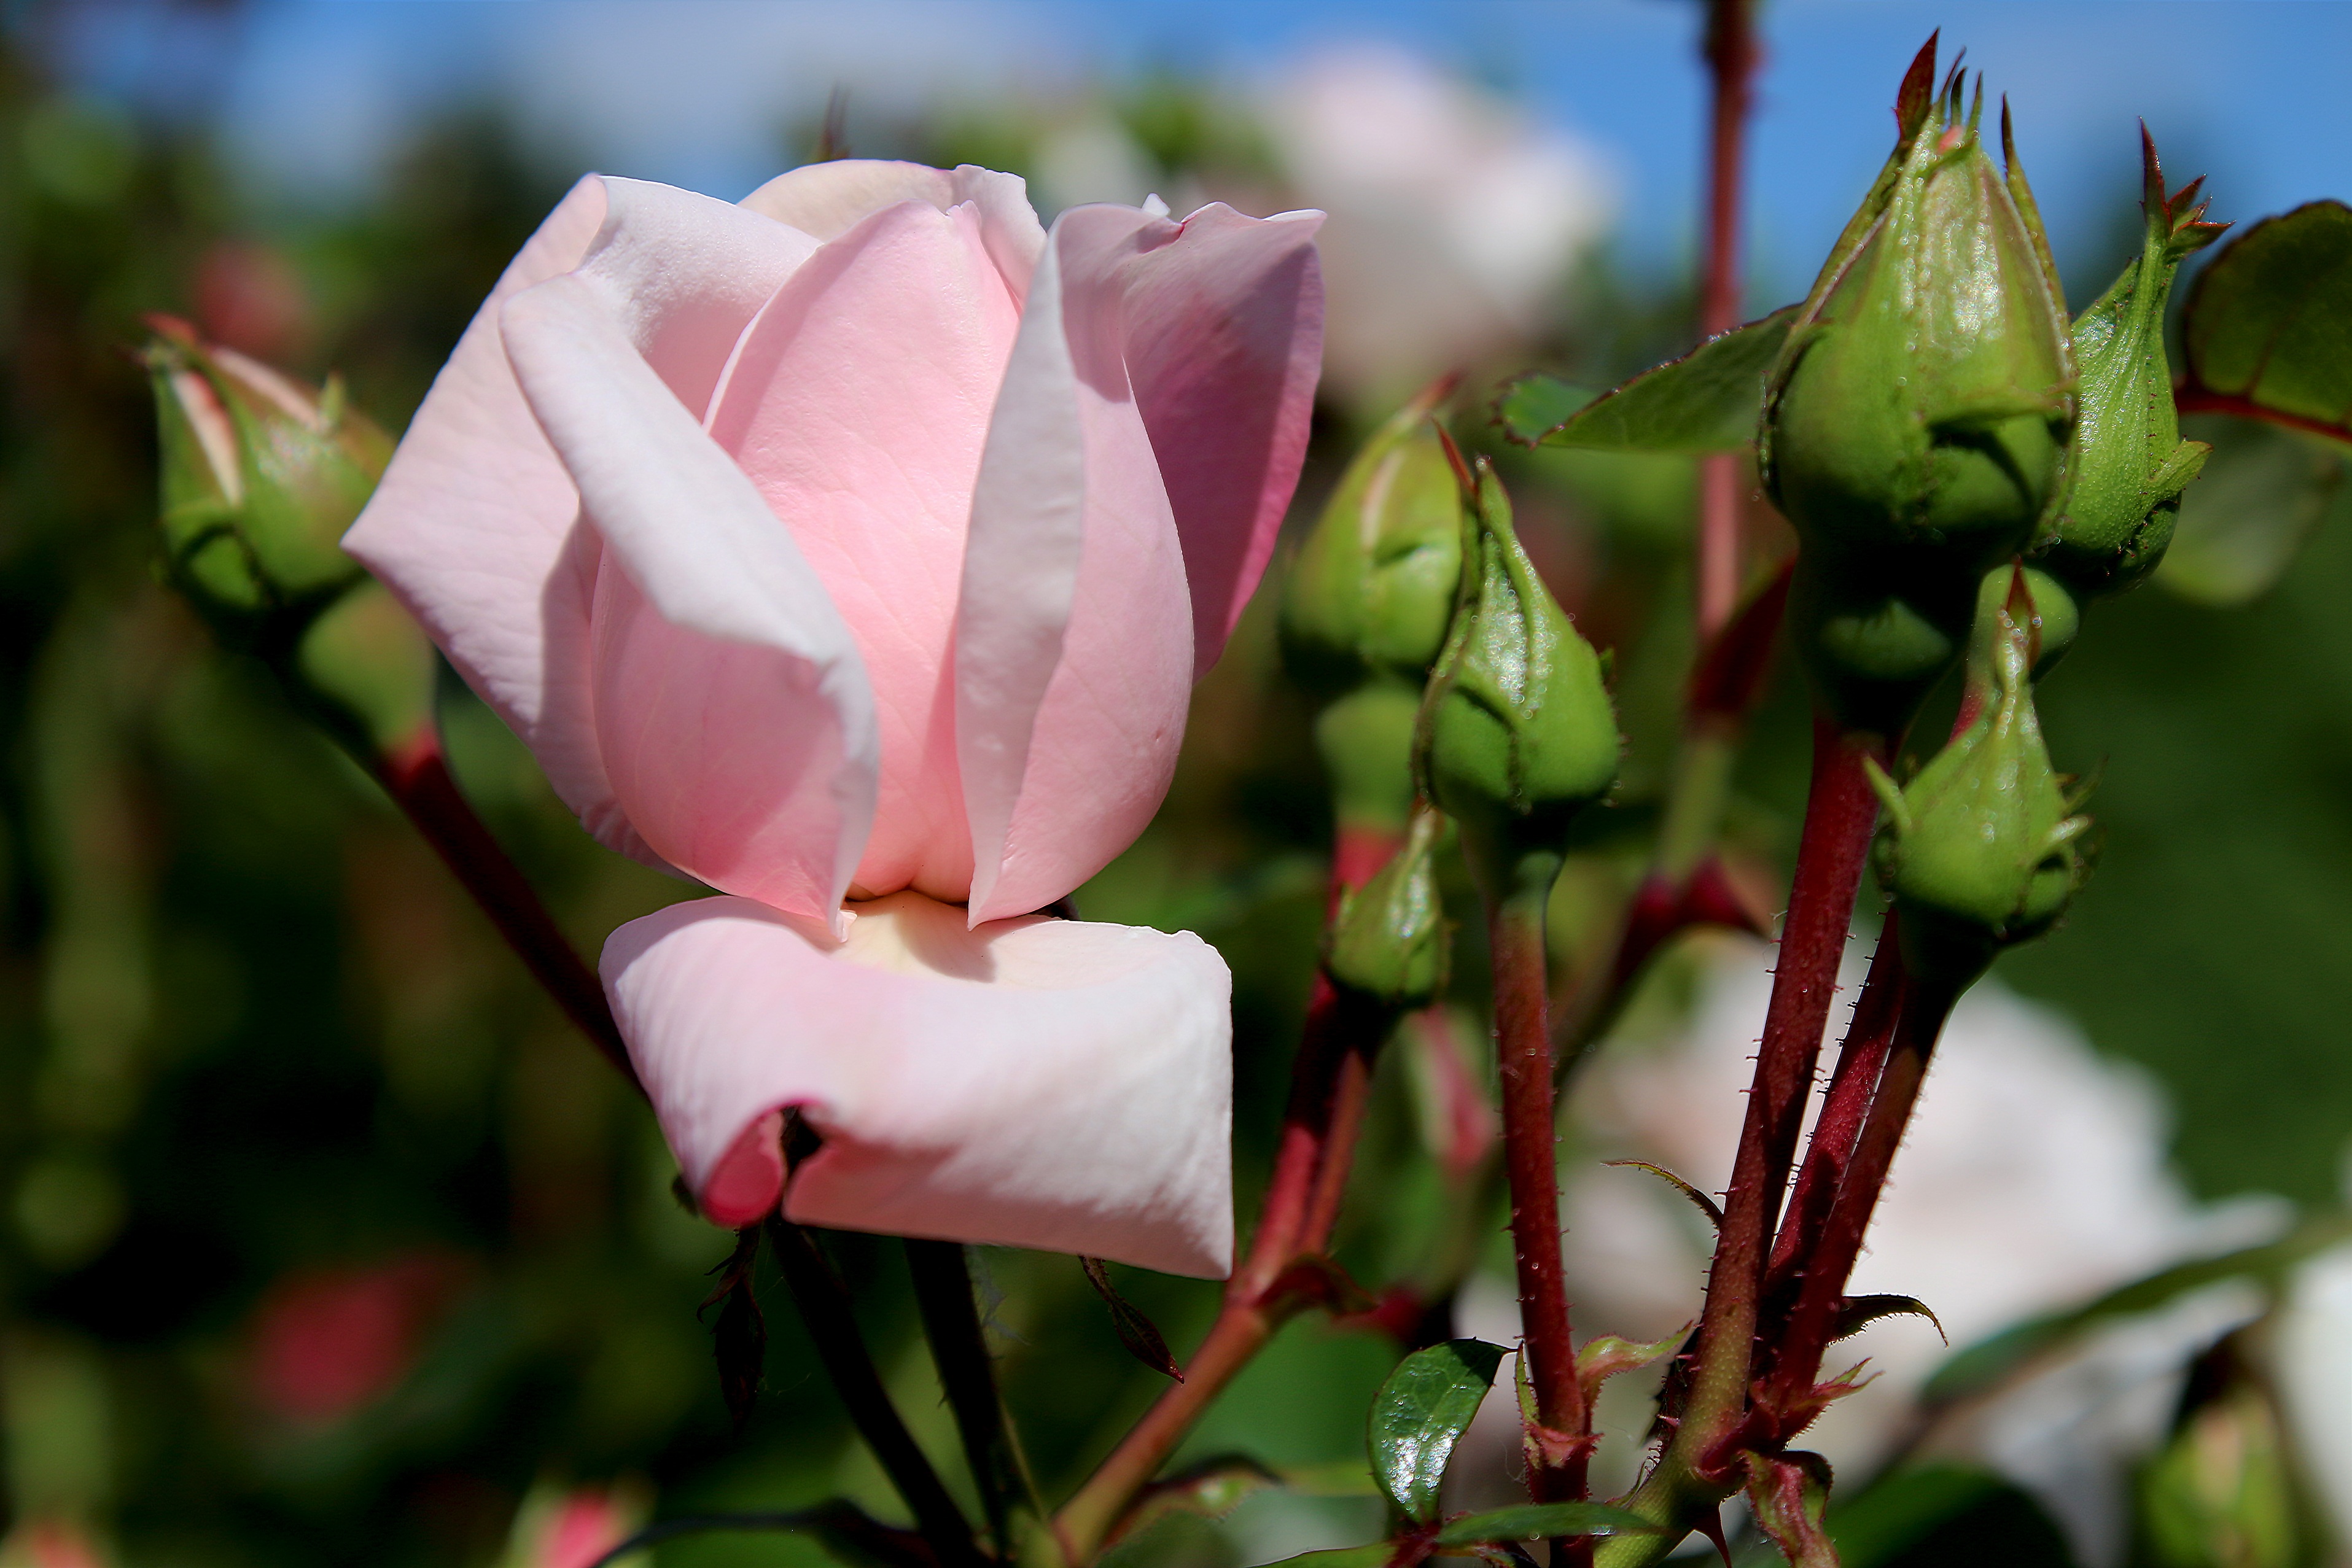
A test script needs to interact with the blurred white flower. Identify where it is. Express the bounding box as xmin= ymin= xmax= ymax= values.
xmin=1261 ymin=45 xmax=1614 ymax=403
